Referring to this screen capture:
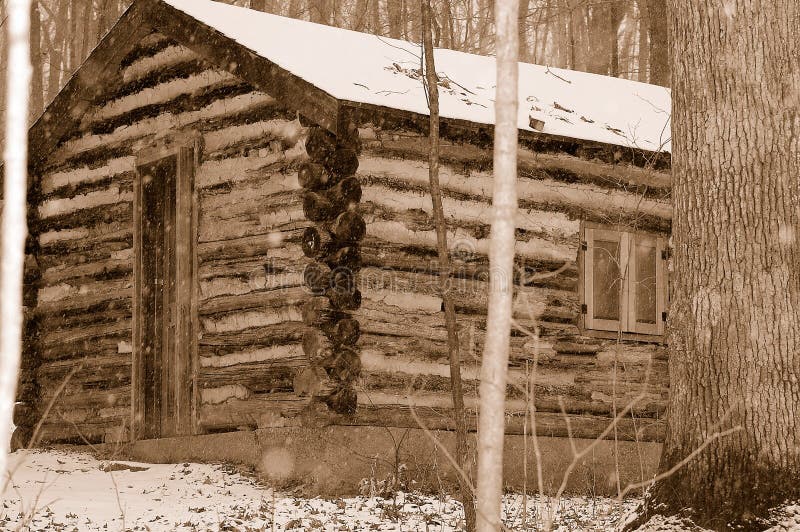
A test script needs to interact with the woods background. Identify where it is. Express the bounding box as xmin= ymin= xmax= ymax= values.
xmin=0 ymin=0 xmax=670 ymax=134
